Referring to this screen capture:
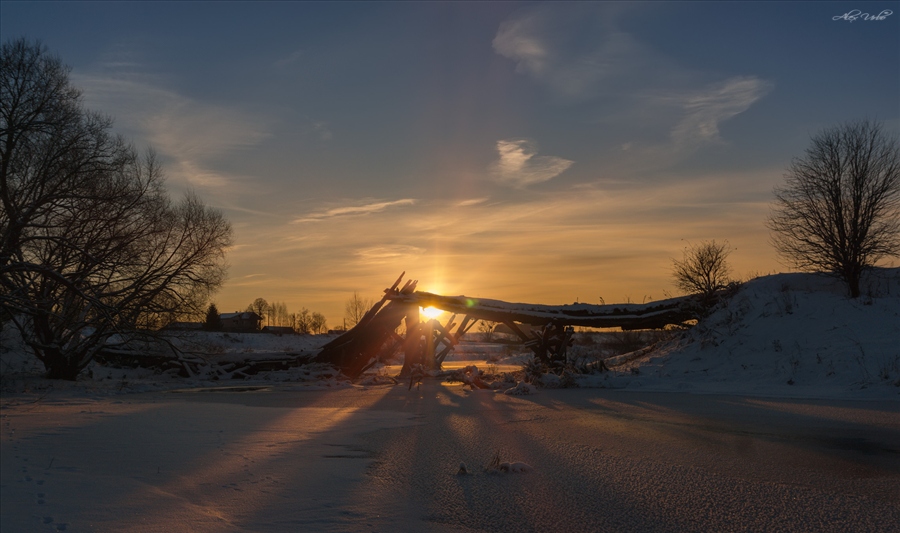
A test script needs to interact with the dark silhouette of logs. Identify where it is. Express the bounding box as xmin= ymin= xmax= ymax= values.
xmin=315 ymin=273 xmax=725 ymax=378
xmin=391 ymin=291 xmax=707 ymax=330
xmin=313 ymin=272 xmax=417 ymax=378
